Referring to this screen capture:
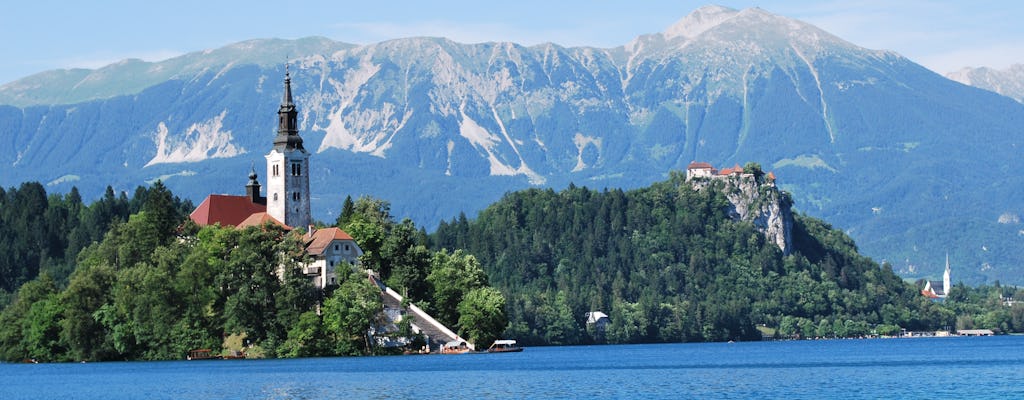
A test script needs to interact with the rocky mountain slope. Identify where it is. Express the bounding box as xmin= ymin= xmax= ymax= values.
xmin=946 ymin=64 xmax=1024 ymax=103
xmin=1 ymin=6 xmax=1022 ymax=284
